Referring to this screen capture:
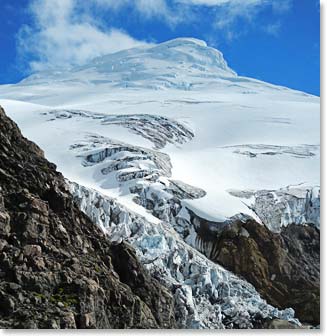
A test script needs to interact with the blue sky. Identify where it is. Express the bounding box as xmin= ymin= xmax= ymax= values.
xmin=0 ymin=0 xmax=320 ymax=95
